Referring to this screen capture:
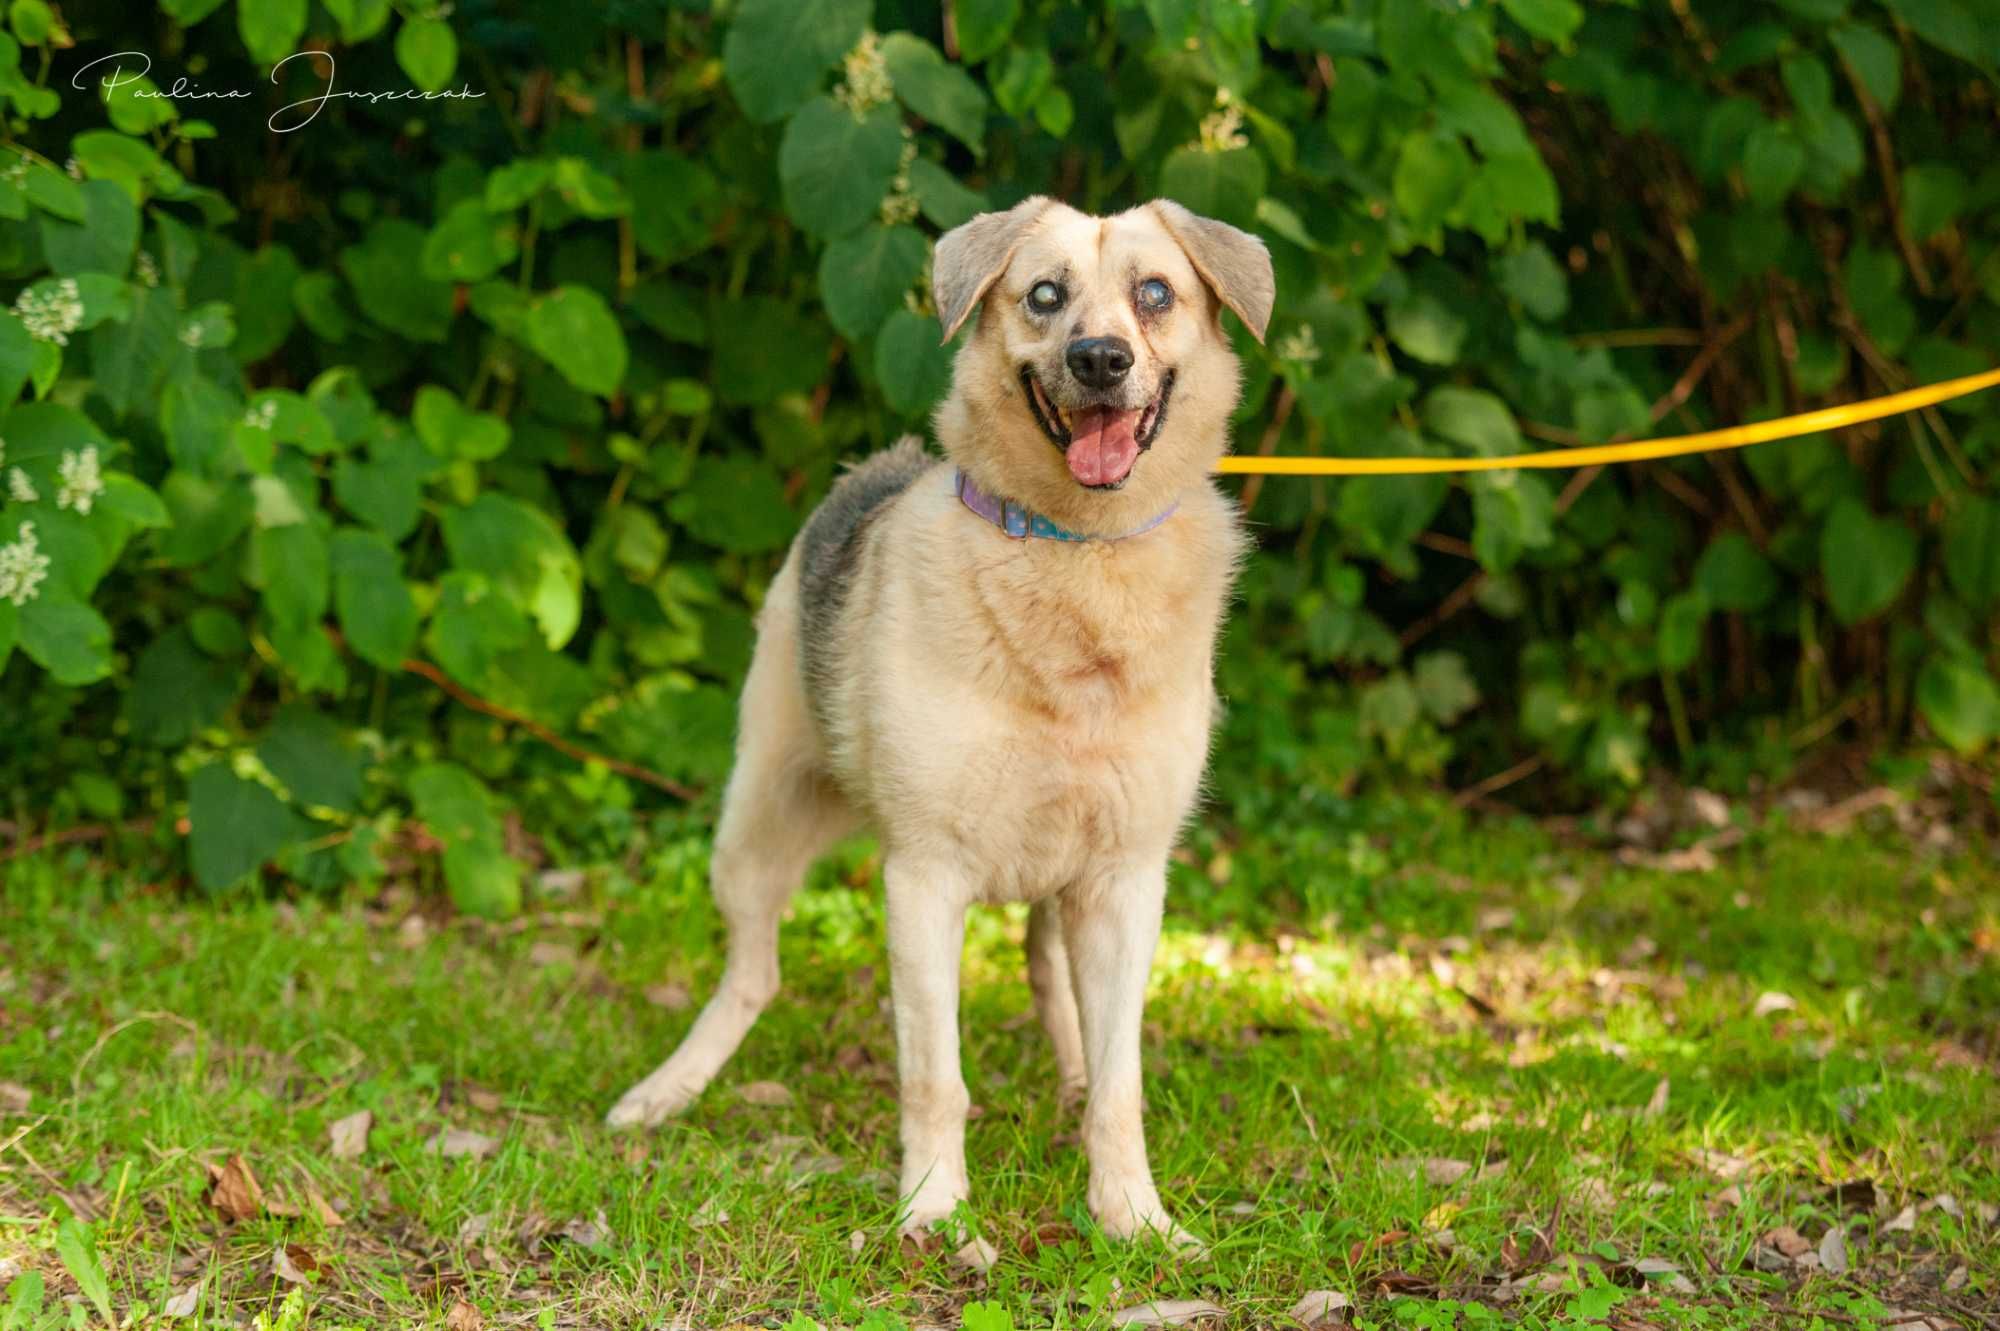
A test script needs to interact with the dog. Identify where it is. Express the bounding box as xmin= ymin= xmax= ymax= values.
xmin=608 ymin=197 xmax=1273 ymax=1263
